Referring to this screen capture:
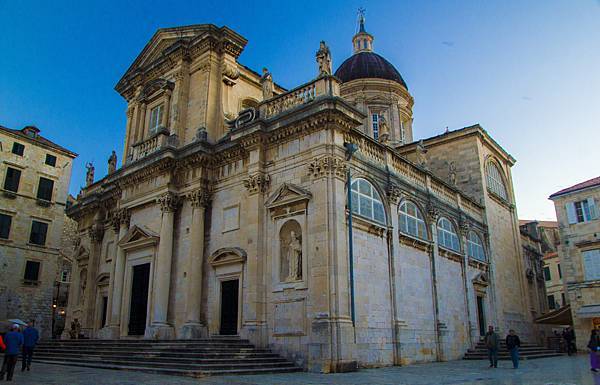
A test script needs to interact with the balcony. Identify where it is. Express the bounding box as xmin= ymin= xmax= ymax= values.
xmin=259 ymin=75 xmax=340 ymax=120
xmin=128 ymin=127 xmax=178 ymax=163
